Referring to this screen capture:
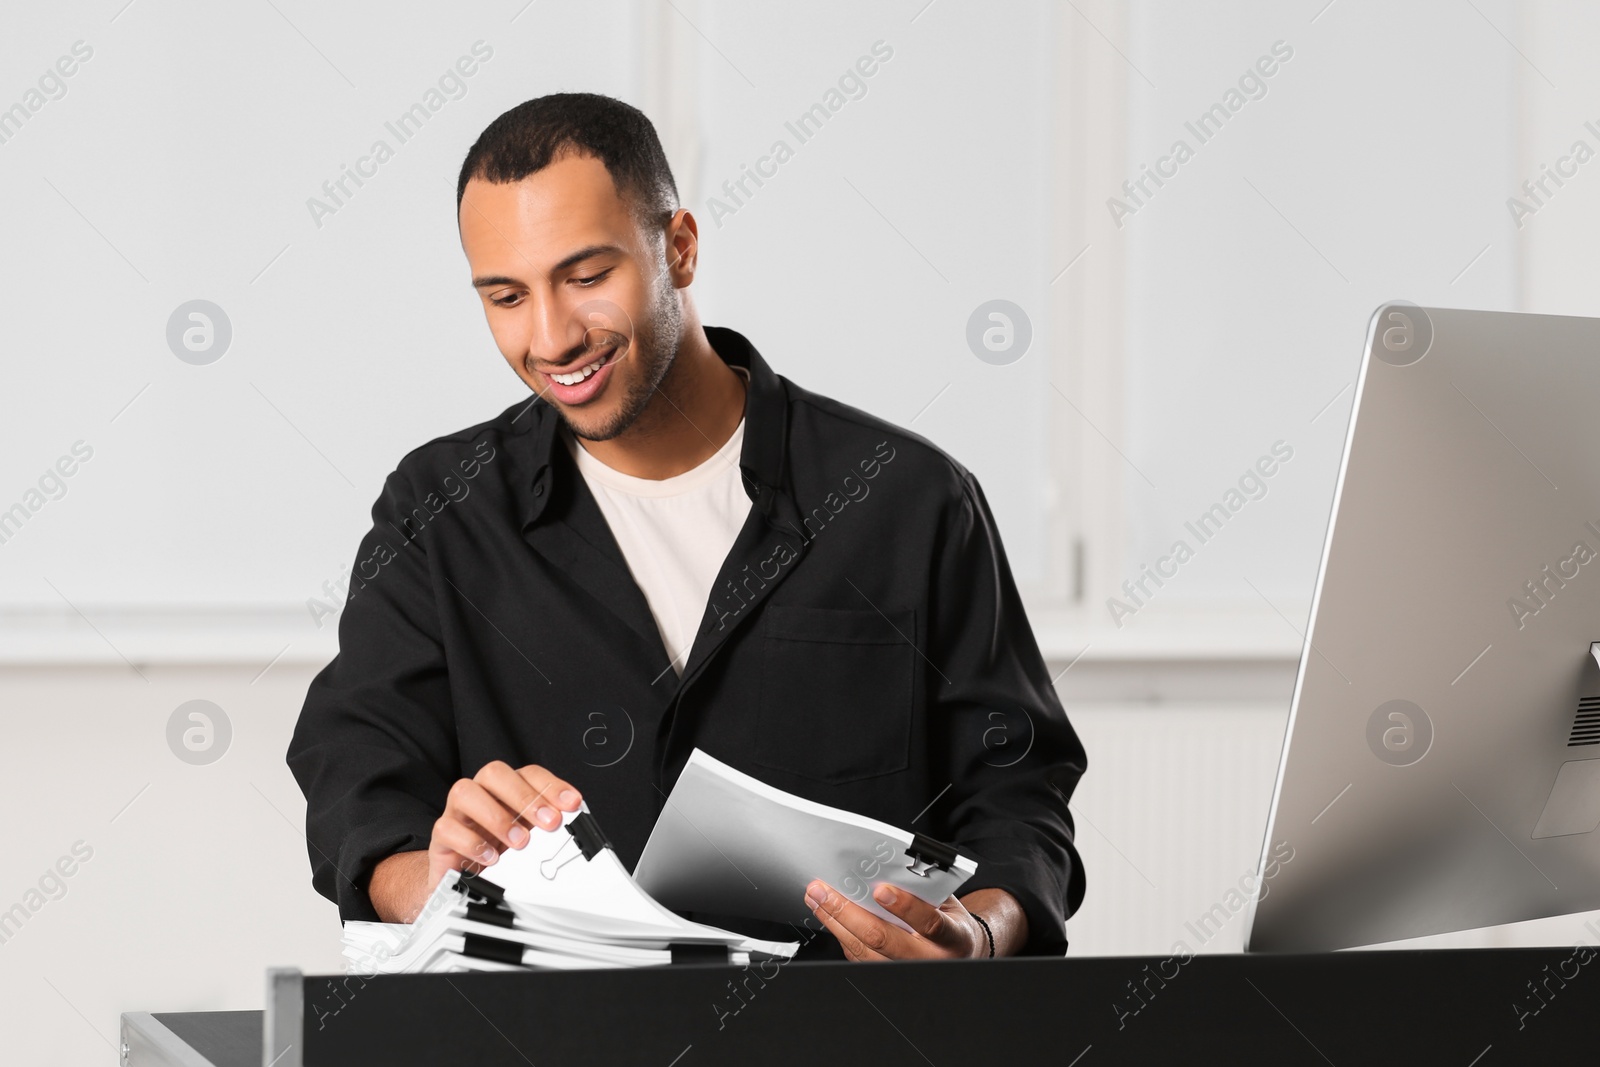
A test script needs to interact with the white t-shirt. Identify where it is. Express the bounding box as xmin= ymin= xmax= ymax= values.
xmin=564 ymin=413 xmax=752 ymax=677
